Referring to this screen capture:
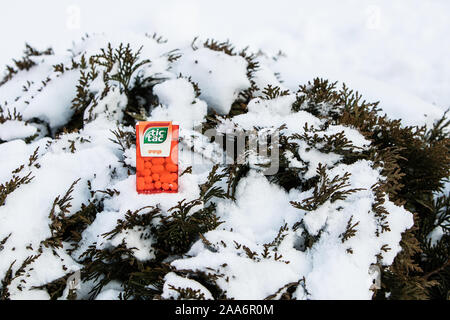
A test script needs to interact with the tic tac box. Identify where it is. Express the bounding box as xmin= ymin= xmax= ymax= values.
xmin=136 ymin=121 xmax=179 ymax=194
